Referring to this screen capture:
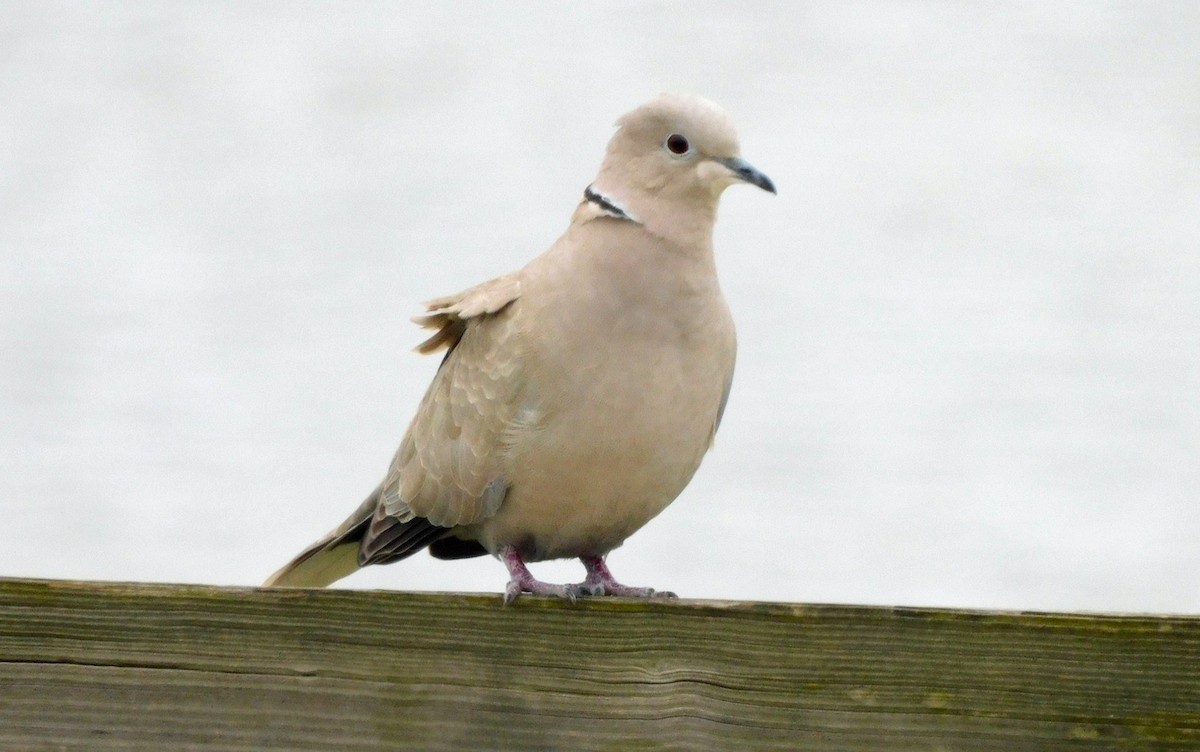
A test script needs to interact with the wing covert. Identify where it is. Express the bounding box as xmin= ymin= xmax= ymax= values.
xmin=374 ymin=275 xmax=524 ymax=532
